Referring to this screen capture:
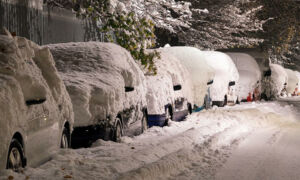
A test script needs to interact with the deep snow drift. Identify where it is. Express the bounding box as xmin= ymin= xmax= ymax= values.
xmin=1 ymin=101 xmax=298 ymax=180
xmin=47 ymin=42 xmax=147 ymax=128
xmin=285 ymin=68 xmax=299 ymax=95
